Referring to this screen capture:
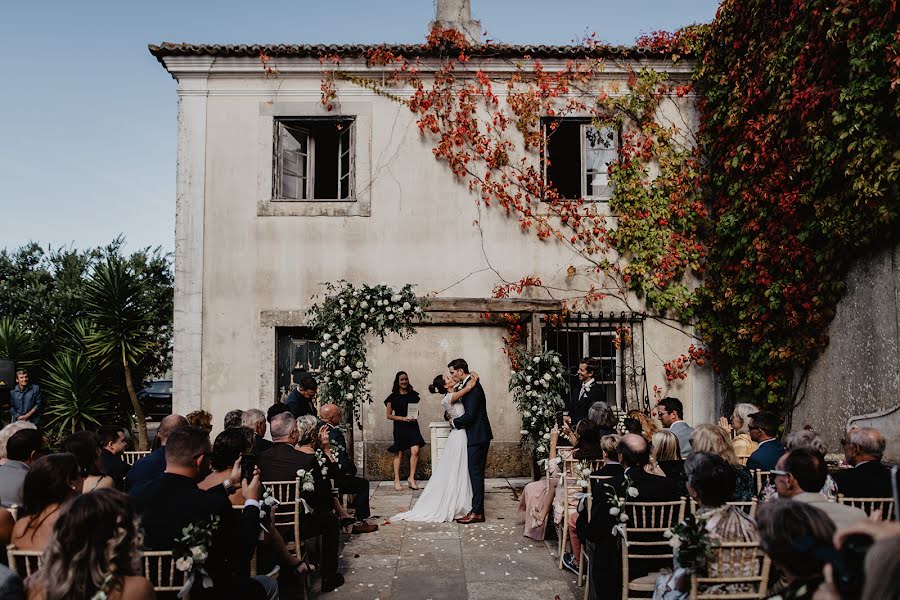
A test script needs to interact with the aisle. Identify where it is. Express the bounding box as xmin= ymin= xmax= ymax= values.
xmin=326 ymin=478 xmax=580 ymax=599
